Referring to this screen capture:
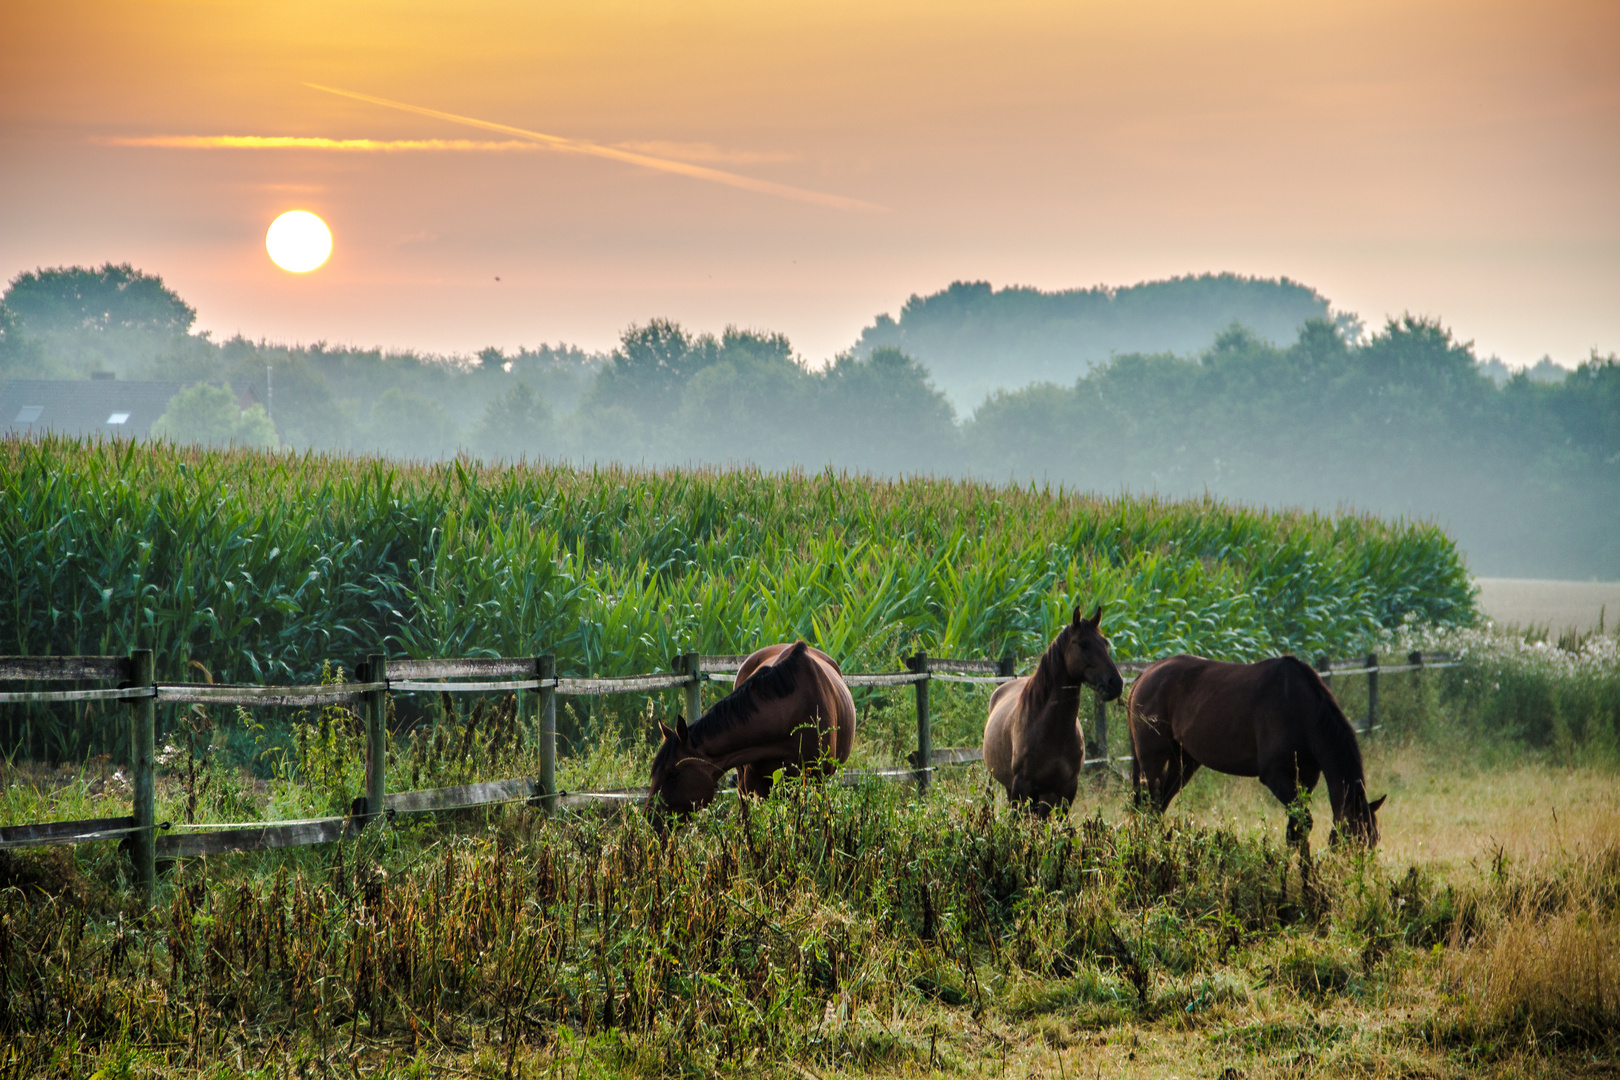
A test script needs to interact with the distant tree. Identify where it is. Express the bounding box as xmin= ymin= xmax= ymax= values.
xmin=1547 ymin=352 xmax=1620 ymax=466
xmin=1358 ymin=315 xmax=1485 ymax=394
xmin=471 ymin=381 xmax=554 ymax=461
xmin=504 ymin=342 xmax=607 ymax=415
xmin=138 ymin=345 xmax=227 ymax=383
xmin=853 ymin=273 xmax=1334 ymax=412
xmin=677 ymin=329 xmax=811 ymax=467
xmin=1 ymin=263 xmax=204 ymax=378
xmin=364 ymin=387 xmax=457 ymax=460
xmin=0 ymin=301 xmax=63 ymax=378
xmin=582 ymin=319 xmax=727 ymax=430
xmin=816 ymin=347 xmax=958 ymax=474
xmin=151 ymin=384 xmax=278 ymax=448
xmin=218 ymin=337 xmax=359 ymax=451
xmin=4 ymin=263 xmax=196 ymax=337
